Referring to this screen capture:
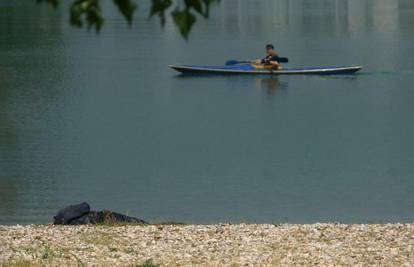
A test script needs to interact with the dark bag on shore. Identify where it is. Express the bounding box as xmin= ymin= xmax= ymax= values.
xmin=53 ymin=203 xmax=148 ymax=225
xmin=53 ymin=202 xmax=91 ymax=225
xmin=70 ymin=210 xmax=148 ymax=225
